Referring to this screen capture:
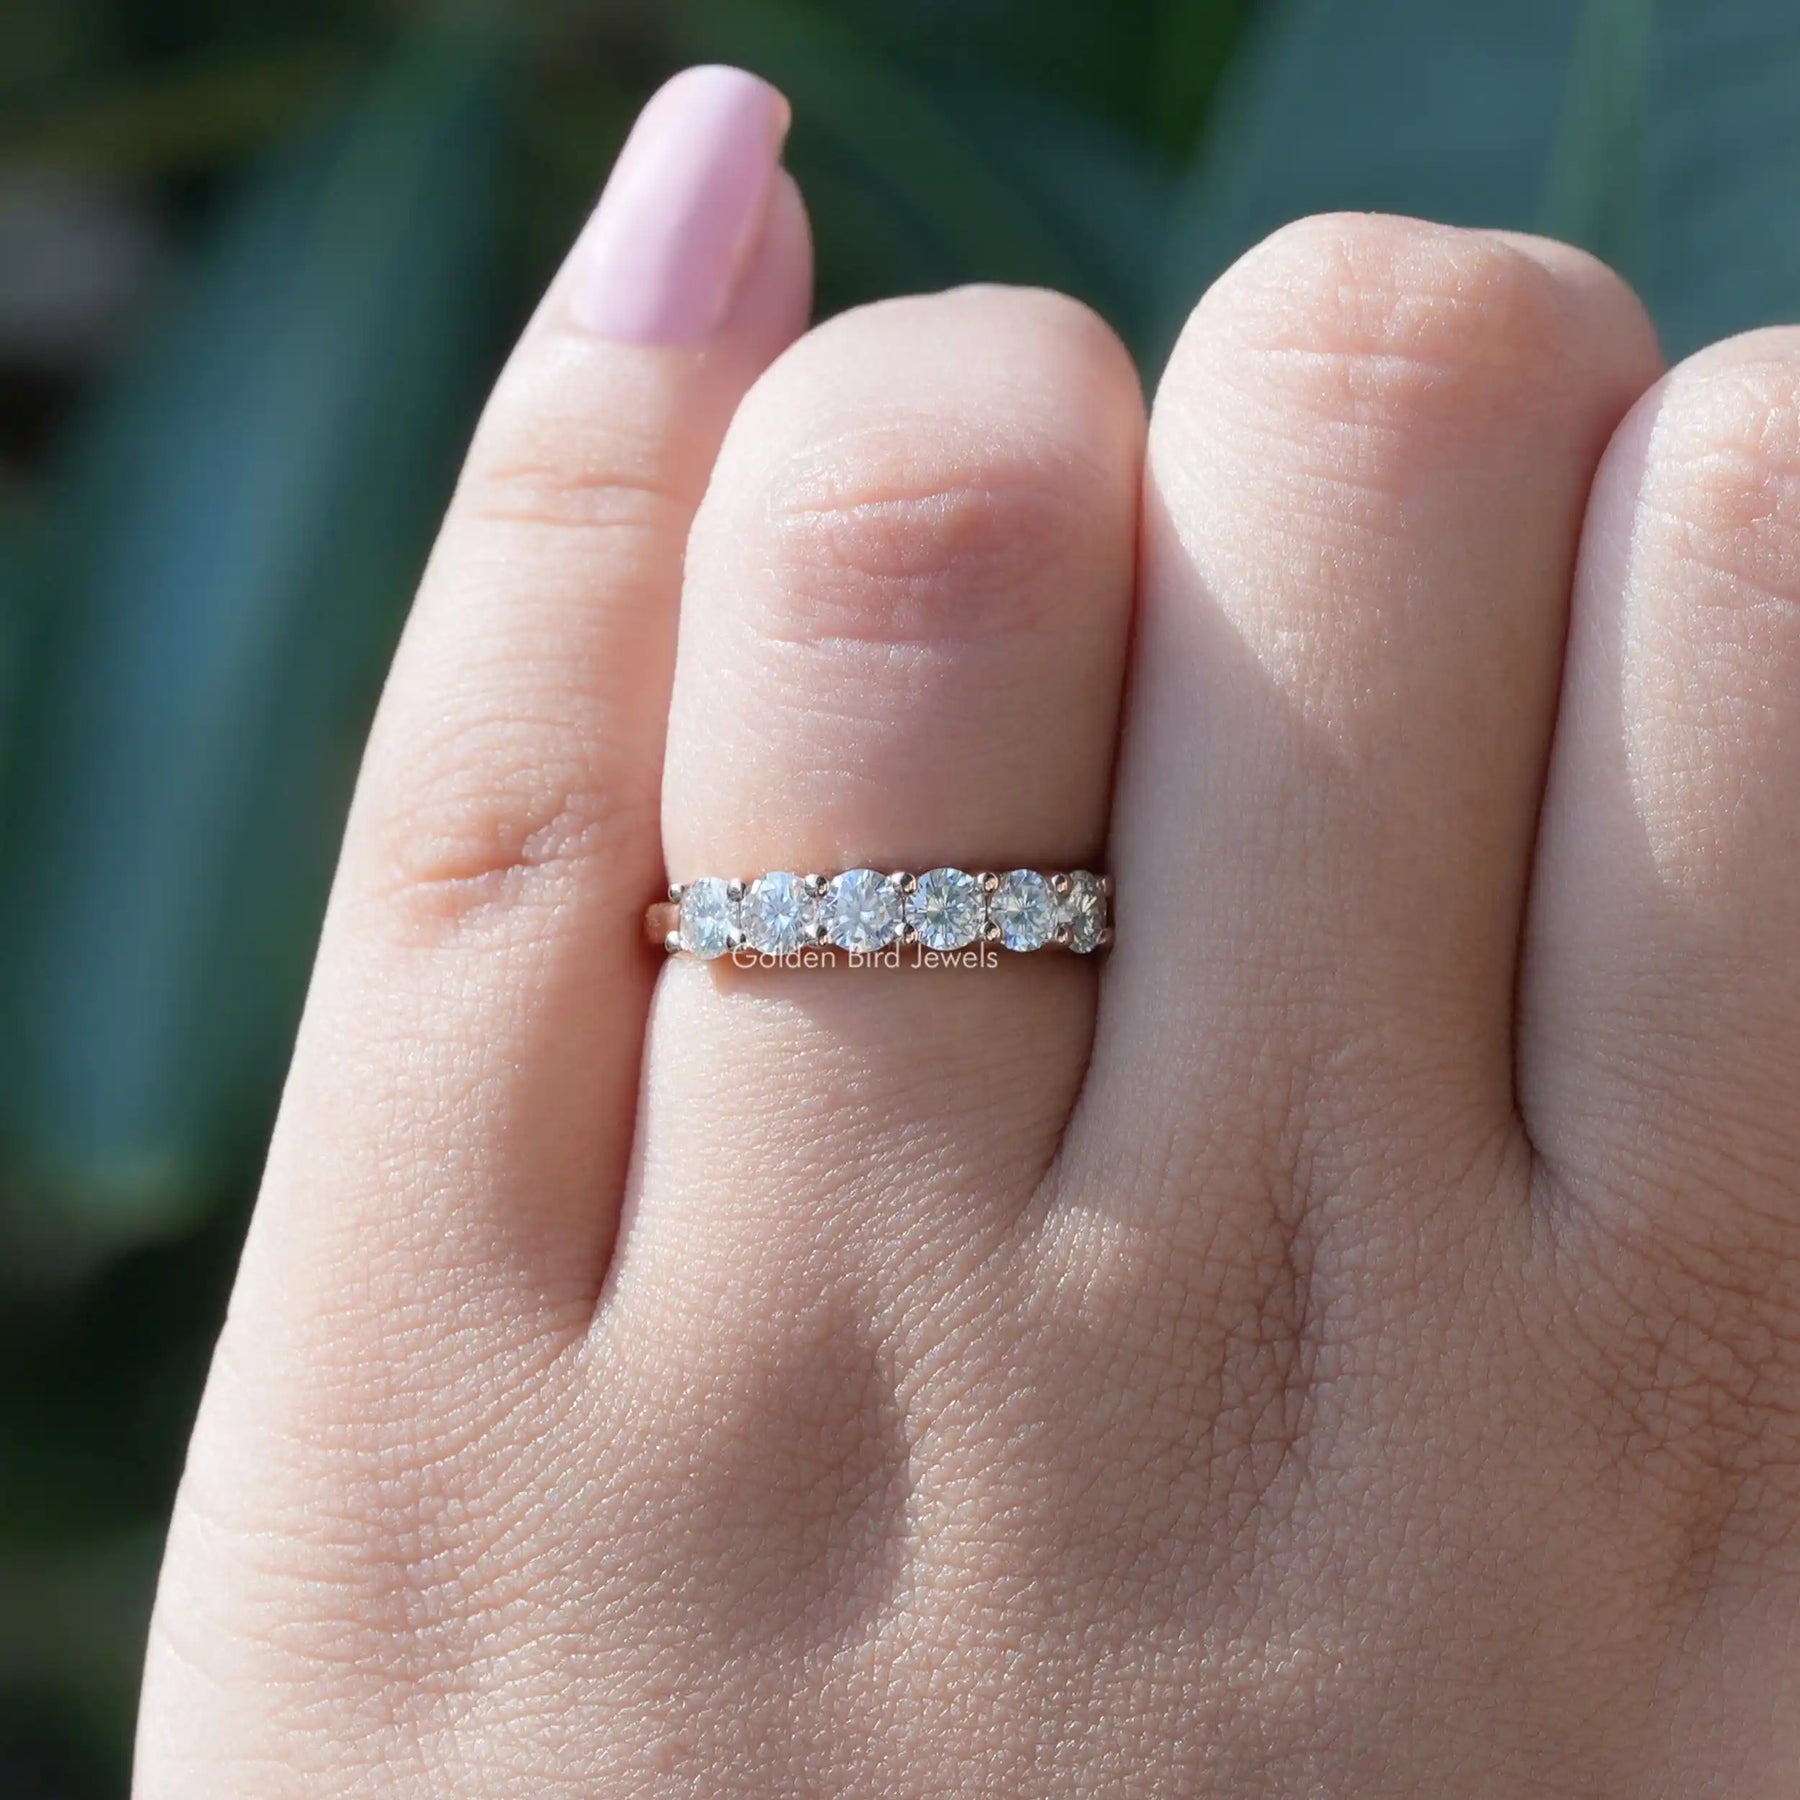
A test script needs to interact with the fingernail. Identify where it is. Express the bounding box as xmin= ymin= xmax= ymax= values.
xmin=569 ymin=66 xmax=790 ymax=343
